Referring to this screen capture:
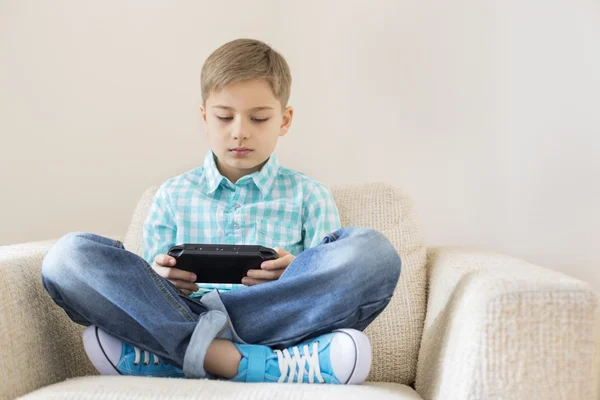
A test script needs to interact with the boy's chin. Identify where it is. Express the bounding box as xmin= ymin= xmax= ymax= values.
xmin=224 ymin=158 xmax=262 ymax=172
